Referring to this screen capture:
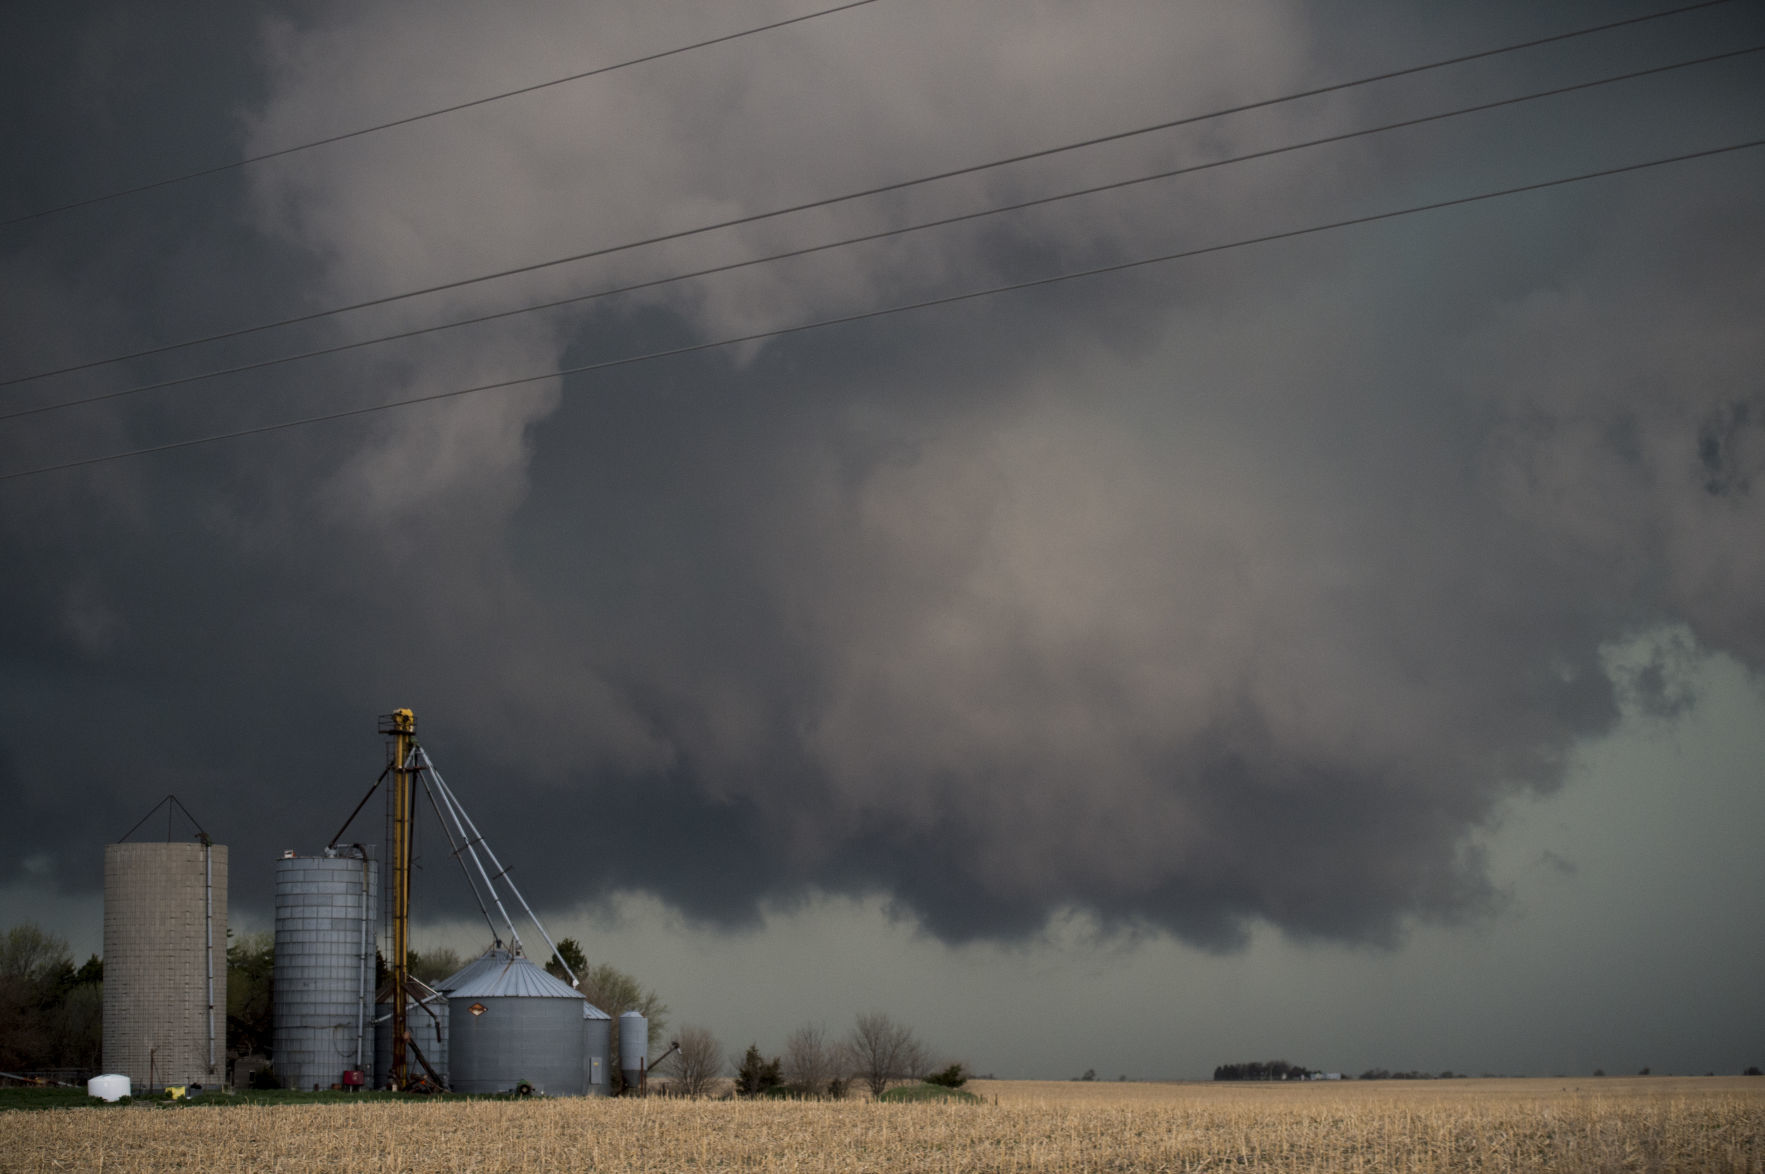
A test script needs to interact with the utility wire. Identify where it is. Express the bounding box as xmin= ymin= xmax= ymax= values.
xmin=4 ymin=137 xmax=1758 ymax=485
xmin=5 ymin=43 xmax=1754 ymax=424
xmin=0 ymin=0 xmax=1735 ymax=390
xmin=1 ymin=0 xmax=885 ymax=228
